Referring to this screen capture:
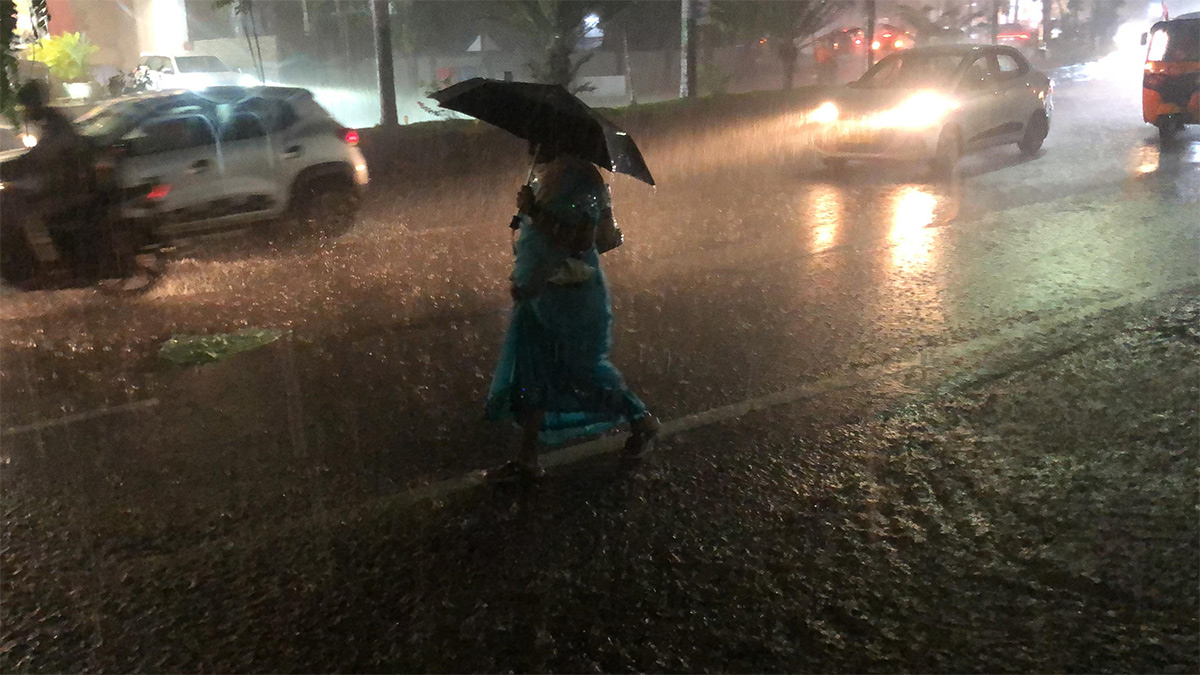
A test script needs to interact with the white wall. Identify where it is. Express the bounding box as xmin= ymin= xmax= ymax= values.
xmin=193 ymin=36 xmax=279 ymax=81
xmin=135 ymin=0 xmax=189 ymax=55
